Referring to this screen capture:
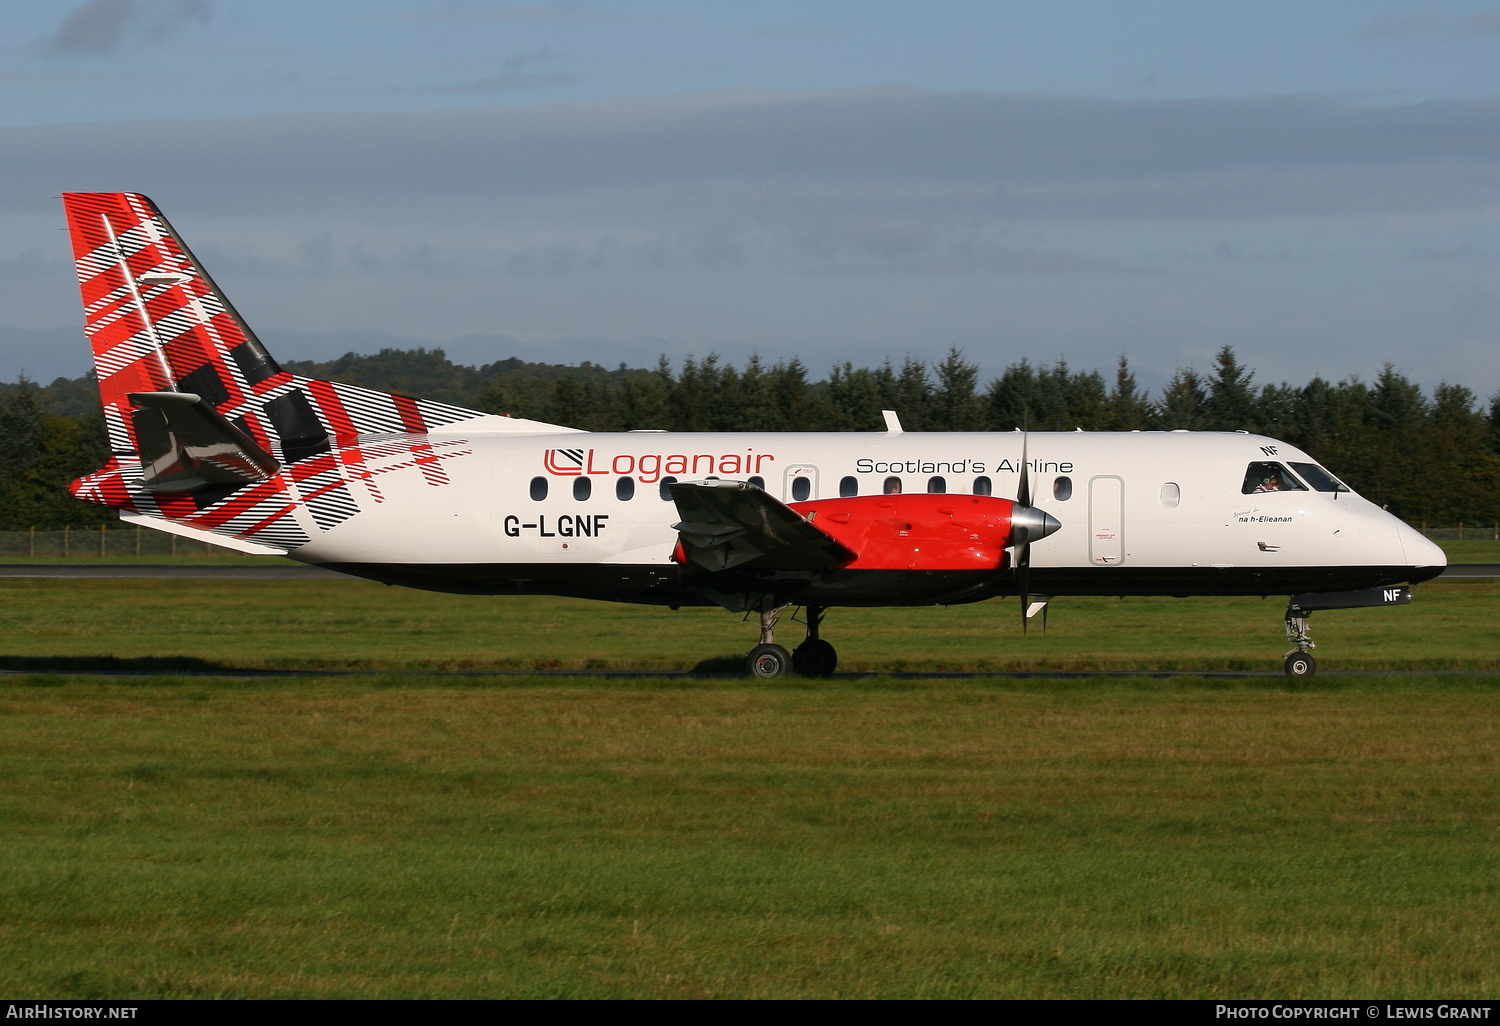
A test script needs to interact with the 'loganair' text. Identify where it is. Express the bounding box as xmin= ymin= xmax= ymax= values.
xmin=544 ymin=448 xmax=774 ymax=481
